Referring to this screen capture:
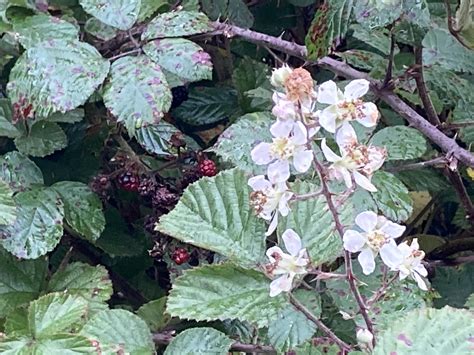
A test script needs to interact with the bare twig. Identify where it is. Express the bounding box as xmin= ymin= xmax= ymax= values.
xmin=108 ymin=48 xmax=142 ymax=61
xmin=413 ymin=47 xmax=441 ymax=126
xmin=428 ymin=237 xmax=474 ymax=259
xmin=443 ymin=168 xmax=474 ymax=225
xmin=387 ymin=156 xmax=448 ymax=172
xmin=293 ymin=189 xmax=323 ymax=201
xmin=288 ymin=293 xmax=352 ymax=353
xmin=152 ymin=331 xmax=277 ymax=354
xmin=382 ymin=32 xmax=396 ymax=88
